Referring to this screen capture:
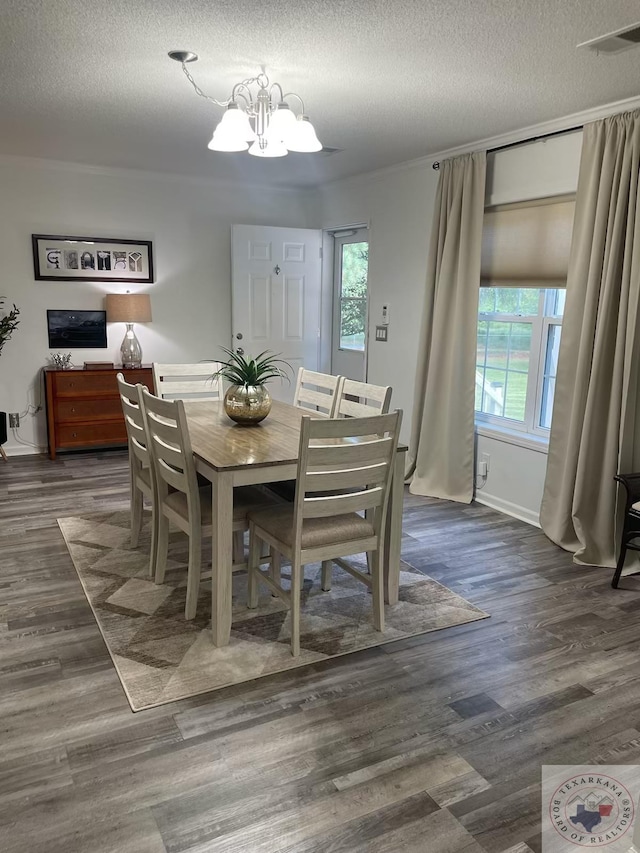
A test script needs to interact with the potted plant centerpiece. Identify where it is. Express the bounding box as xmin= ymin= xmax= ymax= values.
xmin=213 ymin=348 xmax=290 ymax=425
